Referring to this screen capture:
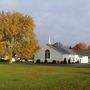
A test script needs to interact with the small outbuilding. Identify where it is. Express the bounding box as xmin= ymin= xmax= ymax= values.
xmin=74 ymin=50 xmax=89 ymax=63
